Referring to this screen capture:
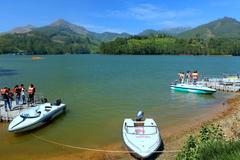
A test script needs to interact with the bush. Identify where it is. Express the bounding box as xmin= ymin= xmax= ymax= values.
xmin=199 ymin=140 xmax=240 ymax=160
xmin=176 ymin=123 xmax=238 ymax=160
